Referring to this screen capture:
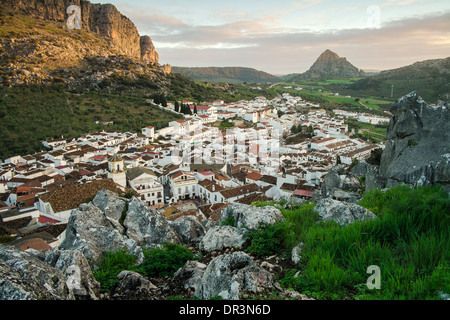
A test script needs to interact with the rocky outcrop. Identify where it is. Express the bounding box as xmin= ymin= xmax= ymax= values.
xmin=111 ymin=271 xmax=158 ymax=300
xmin=0 ymin=246 xmax=75 ymax=300
xmin=0 ymin=190 xmax=309 ymax=301
xmin=124 ymin=197 xmax=182 ymax=247
xmin=321 ymin=166 xmax=362 ymax=202
xmin=380 ymin=91 xmax=450 ymax=187
xmin=171 ymin=216 xmax=206 ymax=245
xmin=140 ymin=36 xmax=159 ymax=64
xmin=93 ymin=189 xmax=127 ymax=234
xmin=166 ymin=261 xmax=207 ymax=294
xmin=0 ymin=0 xmax=154 ymax=61
xmin=292 ymin=49 xmax=366 ymax=80
xmin=198 ymin=226 xmax=247 ymax=252
xmin=45 ymin=248 xmax=100 ymax=300
xmin=314 ymin=198 xmax=377 ymax=226
xmin=195 ymin=252 xmax=276 ymax=300
xmin=220 ymin=203 xmax=286 ymax=230
xmin=59 ymin=202 xmax=144 ymax=266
